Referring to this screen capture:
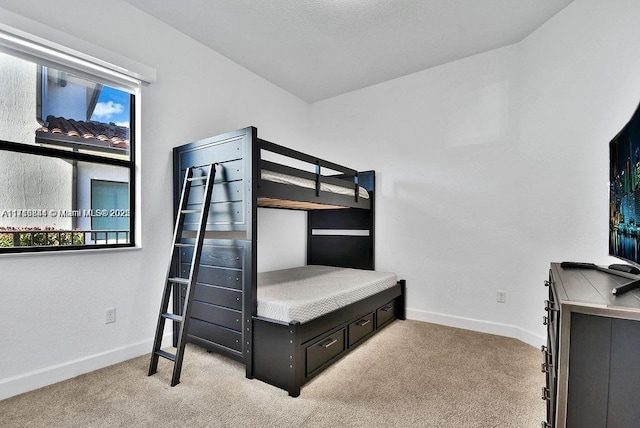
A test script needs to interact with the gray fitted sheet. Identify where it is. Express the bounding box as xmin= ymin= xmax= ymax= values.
xmin=257 ymin=265 xmax=397 ymax=323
